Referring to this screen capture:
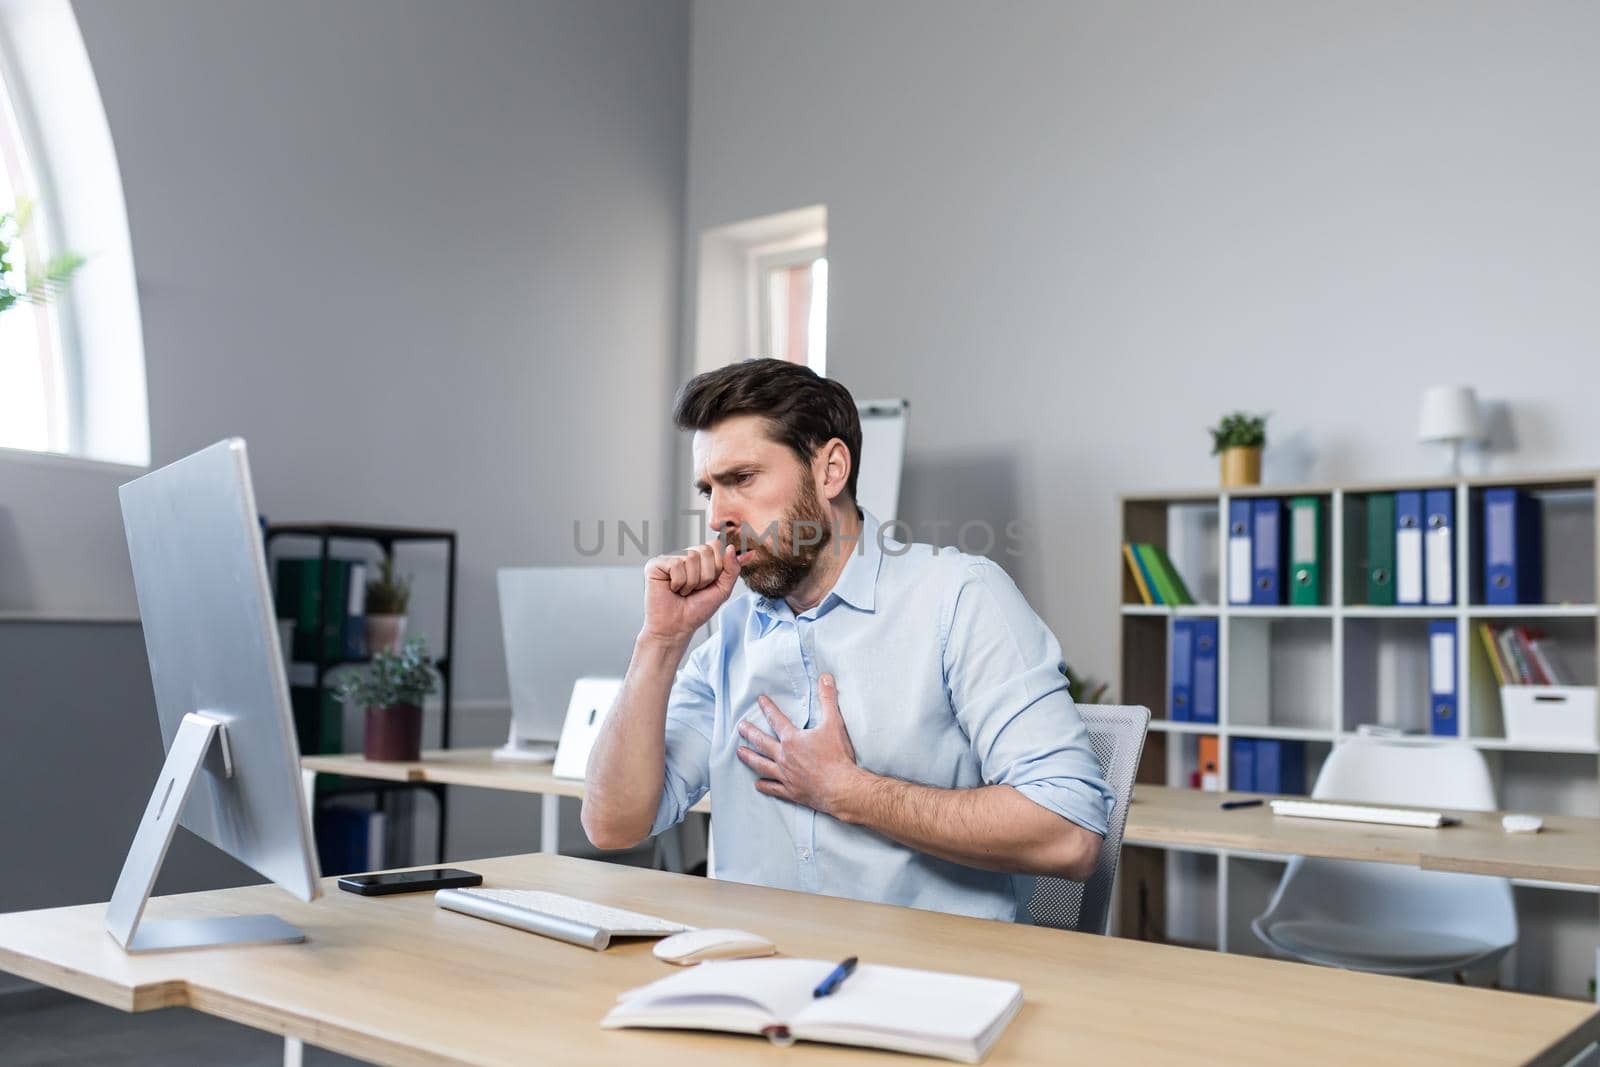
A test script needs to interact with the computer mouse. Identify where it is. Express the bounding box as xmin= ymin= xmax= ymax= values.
xmin=1502 ymin=814 xmax=1544 ymax=834
xmin=652 ymin=928 xmax=777 ymax=965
